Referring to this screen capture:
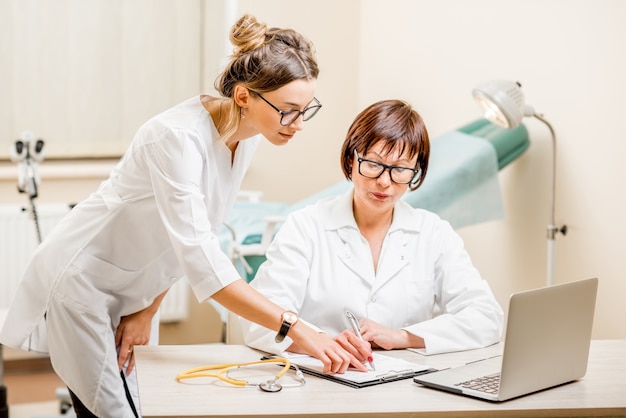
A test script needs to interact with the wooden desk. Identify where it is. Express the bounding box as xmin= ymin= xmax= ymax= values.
xmin=135 ymin=340 xmax=626 ymax=418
